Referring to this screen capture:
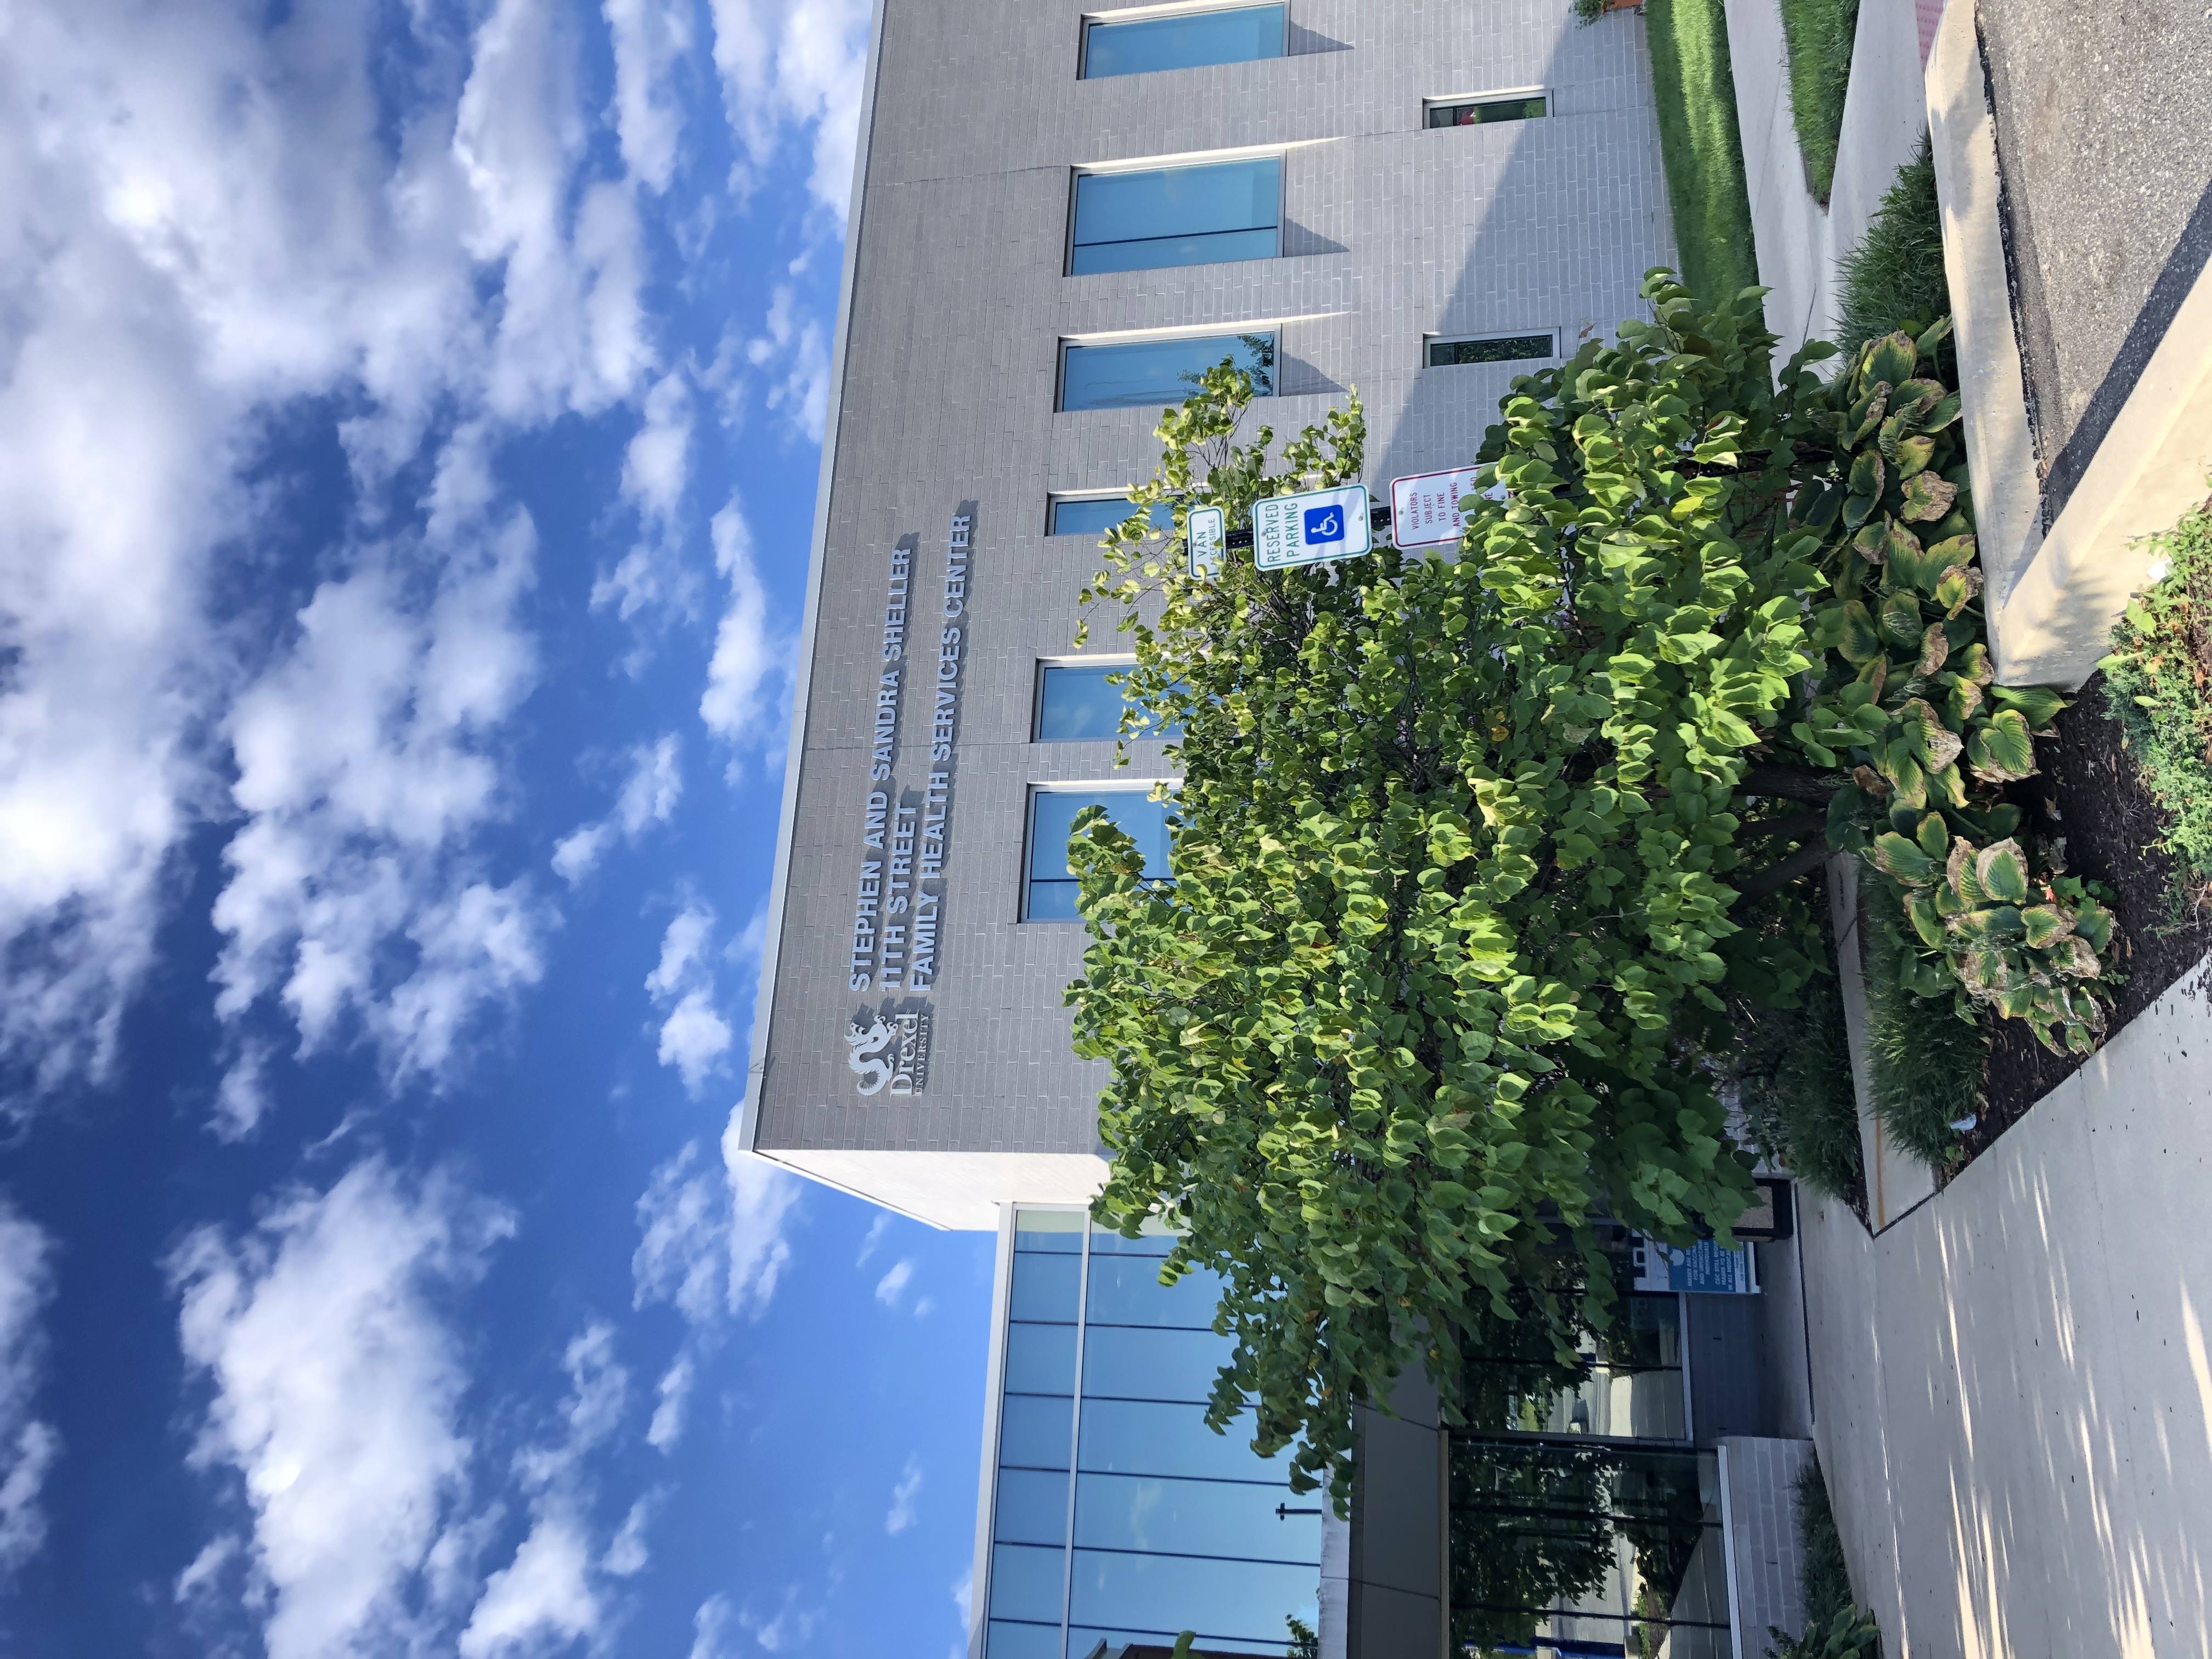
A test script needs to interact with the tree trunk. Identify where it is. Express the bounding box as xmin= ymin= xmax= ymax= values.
xmin=1733 ymin=840 xmax=1833 ymax=900
xmin=1739 ymin=765 xmax=1841 ymax=805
